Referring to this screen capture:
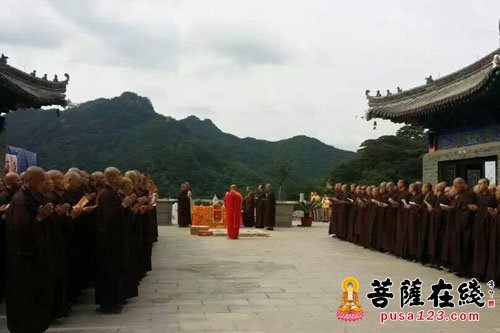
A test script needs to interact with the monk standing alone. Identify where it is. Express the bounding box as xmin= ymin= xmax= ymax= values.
xmin=225 ymin=185 xmax=242 ymax=239
xmin=255 ymin=185 xmax=265 ymax=228
xmin=264 ymin=184 xmax=276 ymax=231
